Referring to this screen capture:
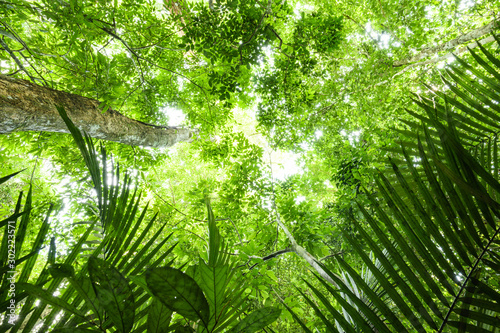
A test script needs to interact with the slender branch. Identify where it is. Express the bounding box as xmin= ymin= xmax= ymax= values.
xmin=267 ymin=25 xmax=284 ymax=51
xmin=128 ymin=24 xmax=188 ymax=50
xmin=150 ymin=189 xmax=206 ymax=222
xmin=377 ymin=0 xmax=386 ymax=18
xmin=5 ymin=69 xmax=22 ymax=76
xmin=267 ymin=150 xmax=342 ymax=287
xmin=99 ymin=25 xmax=208 ymax=98
xmin=269 ymin=284 xmax=287 ymax=303
xmin=118 ymin=83 xmax=141 ymax=111
xmin=0 ymin=38 xmax=36 ymax=83
xmin=343 ymin=14 xmax=378 ymax=45
xmin=395 ymin=34 xmax=496 ymax=71
xmin=357 ymin=34 xmax=496 ymax=92
xmin=1 ymin=21 xmax=54 ymax=85
xmin=102 ymin=28 xmax=214 ymax=120
xmin=216 ymin=217 xmax=243 ymax=244
xmin=240 ymin=248 xmax=293 ymax=271
xmin=0 ymin=26 xmax=17 ymax=40
xmin=182 ymin=228 xmax=206 ymax=242
xmin=319 ymin=251 xmax=344 ymax=261
xmin=29 ymin=132 xmax=44 ymax=183
xmin=238 ymin=0 xmax=272 ymax=51
xmin=262 ymin=248 xmax=293 ymax=260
